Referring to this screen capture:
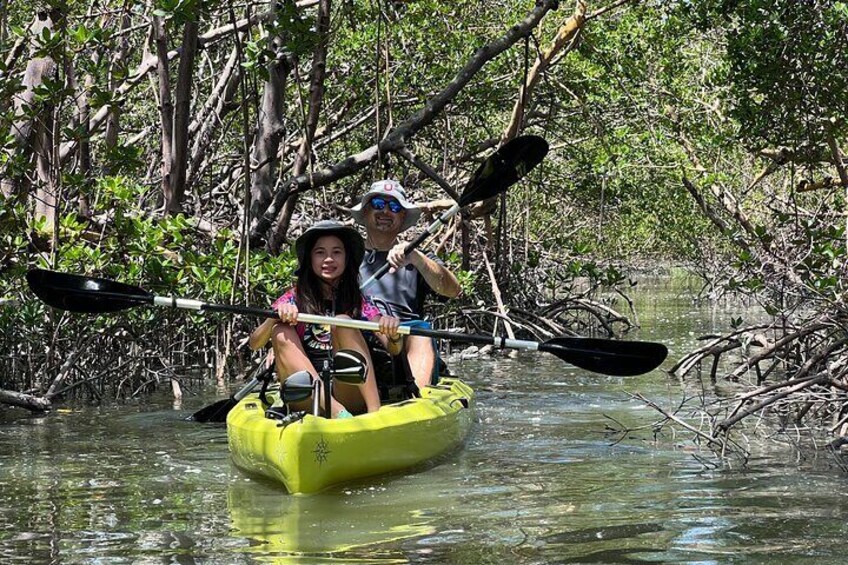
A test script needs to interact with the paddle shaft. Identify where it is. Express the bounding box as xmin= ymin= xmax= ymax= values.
xmin=144 ymin=297 xmax=665 ymax=374
xmin=231 ymin=367 xmax=273 ymax=403
xmin=137 ymin=293 xmax=550 ymax=353
xmin=360 ymin=202 xmax=461 ymax=290
xmin=298 ymin=313 xmax=543 ymax=351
